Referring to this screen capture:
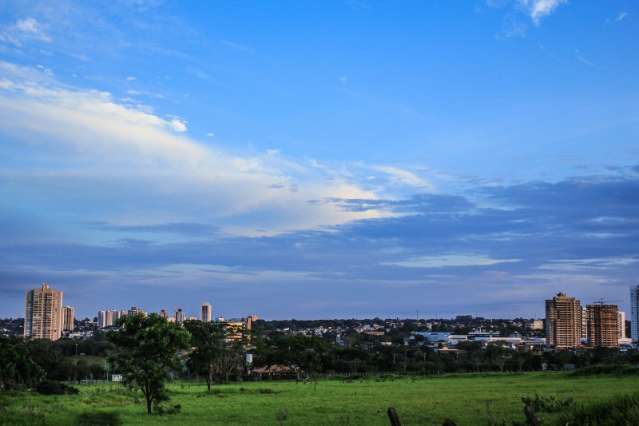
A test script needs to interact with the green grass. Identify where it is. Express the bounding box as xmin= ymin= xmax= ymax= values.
xmin=1 ymin=372 xmax=638 ymax=425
